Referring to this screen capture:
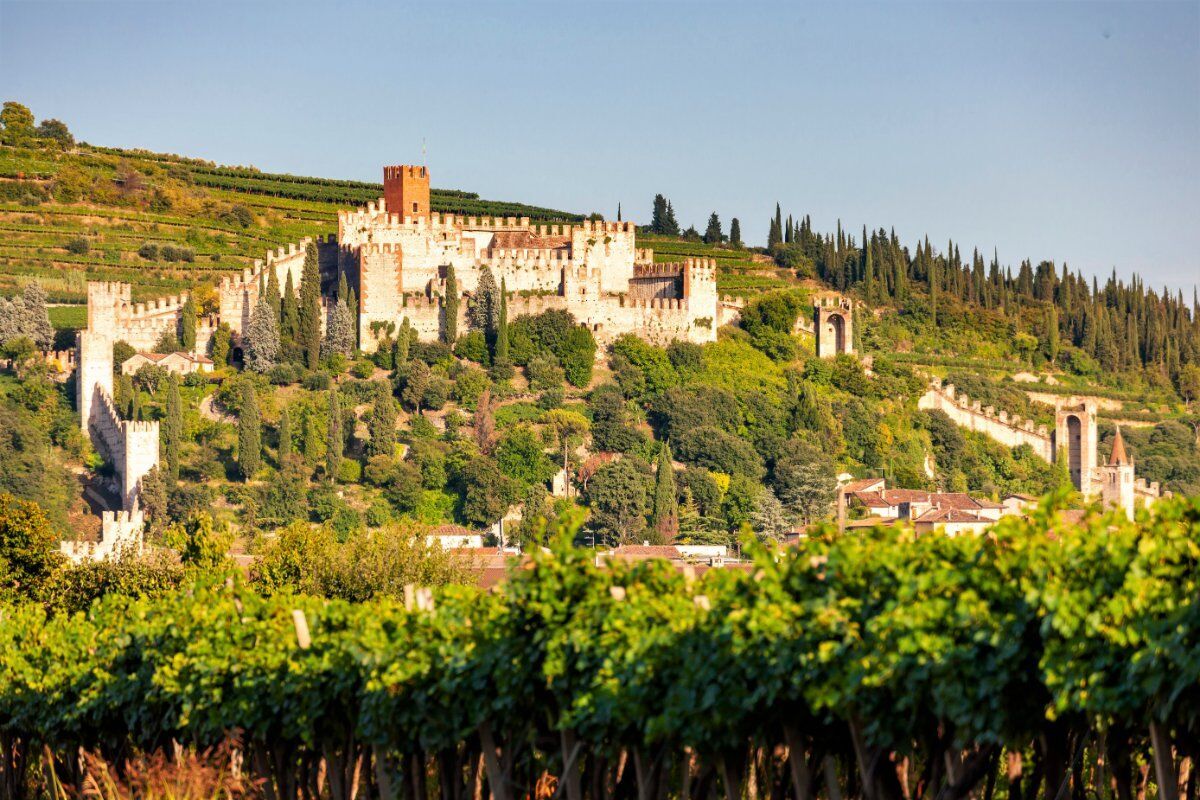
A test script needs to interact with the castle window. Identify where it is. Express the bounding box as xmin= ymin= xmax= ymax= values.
xmin=413 ymin=202 xmax=419 ymax=213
